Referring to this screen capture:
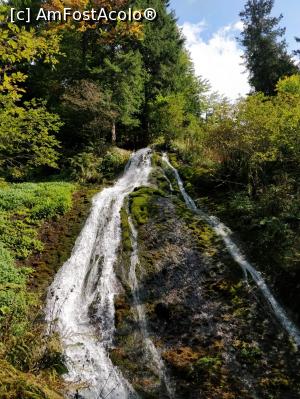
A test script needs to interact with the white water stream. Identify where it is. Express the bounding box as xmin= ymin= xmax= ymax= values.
xmin=46 ymin=148 xmax=152 ymax=399
xmin=162 ymin=153 xmax=300 ymax=348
